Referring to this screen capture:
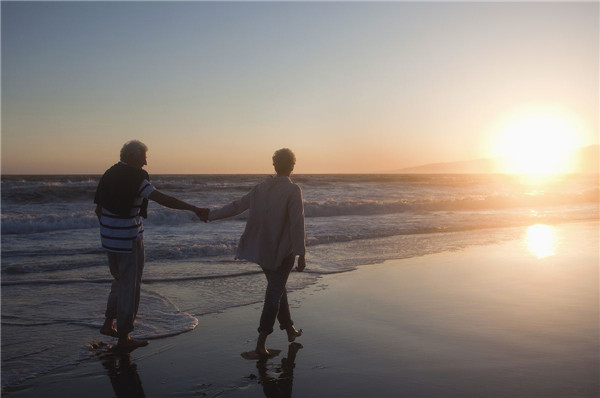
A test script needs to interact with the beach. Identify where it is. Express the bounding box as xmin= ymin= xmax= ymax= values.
xmin=2 ymin=1 xmax=599 ymax=396
xmin=4 ymin=221 xmax=598 ymax=397
xmin=3 ymin=173 xmax=597 ymax=390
